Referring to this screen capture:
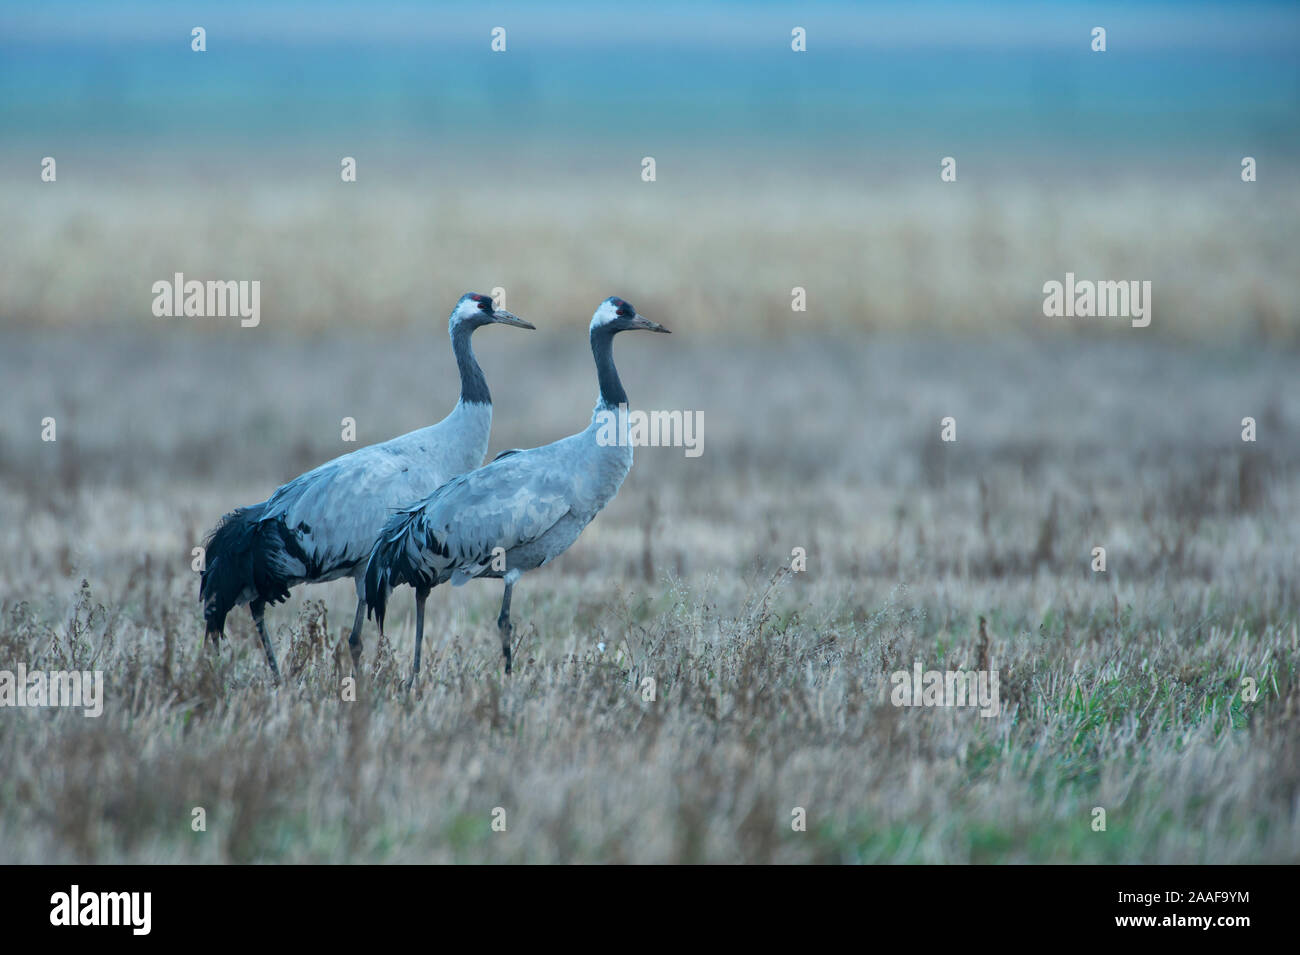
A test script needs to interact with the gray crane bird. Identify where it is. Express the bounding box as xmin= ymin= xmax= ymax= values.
xmin=364 ymin=296 xmax=670 ymax=684
xmin=200 ymin=293 xmax=534 ymax=681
